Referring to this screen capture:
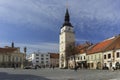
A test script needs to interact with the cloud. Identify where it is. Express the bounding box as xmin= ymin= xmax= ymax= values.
xmin=69 ymin=0 xmax=120 ymax=21
xmin=0 ymin=0 xmax=65 ymax=30
xmin=1 ymin=0 xmax=120 ymax=26
xmin=0 ymin=0 xmax=120 ymax=53
xmin=1 ymin=0 xmax=120 ymax=31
